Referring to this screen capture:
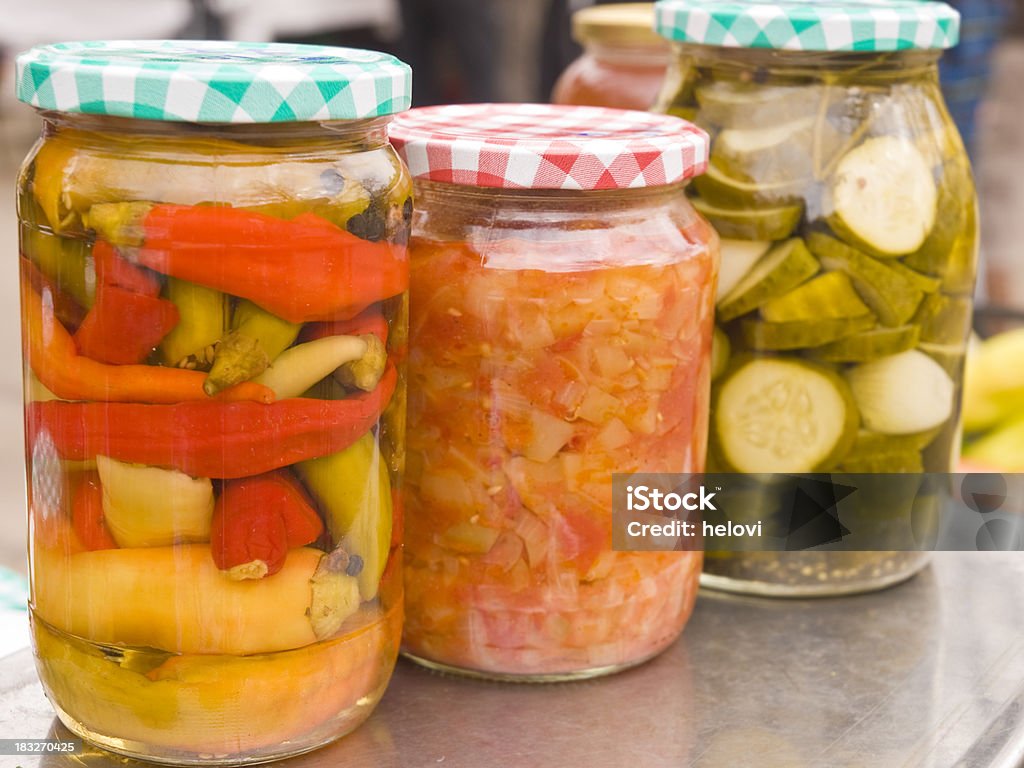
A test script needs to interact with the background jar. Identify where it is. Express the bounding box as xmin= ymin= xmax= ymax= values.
xmin=16 ymin=41 xmax=410 ymax=763
xmin=653 ymin=0 xmax=975 ymax=596
xmin=391 ymin=103 xmax=716 ymax=681
xmin=551 ymin=2 xmax=671 ymax=109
